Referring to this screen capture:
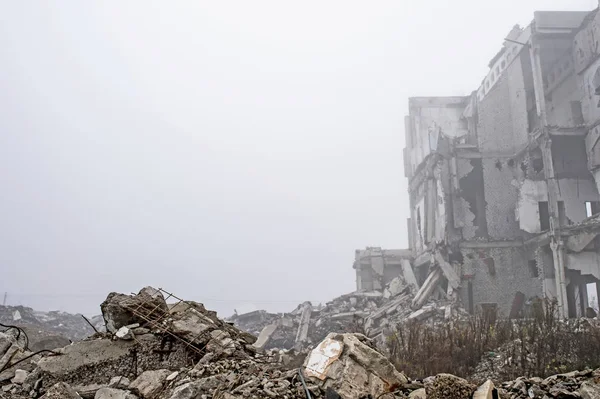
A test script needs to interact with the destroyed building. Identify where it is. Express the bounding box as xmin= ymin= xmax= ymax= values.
xmin=399 ymin=9 xmax=600 ymax=319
